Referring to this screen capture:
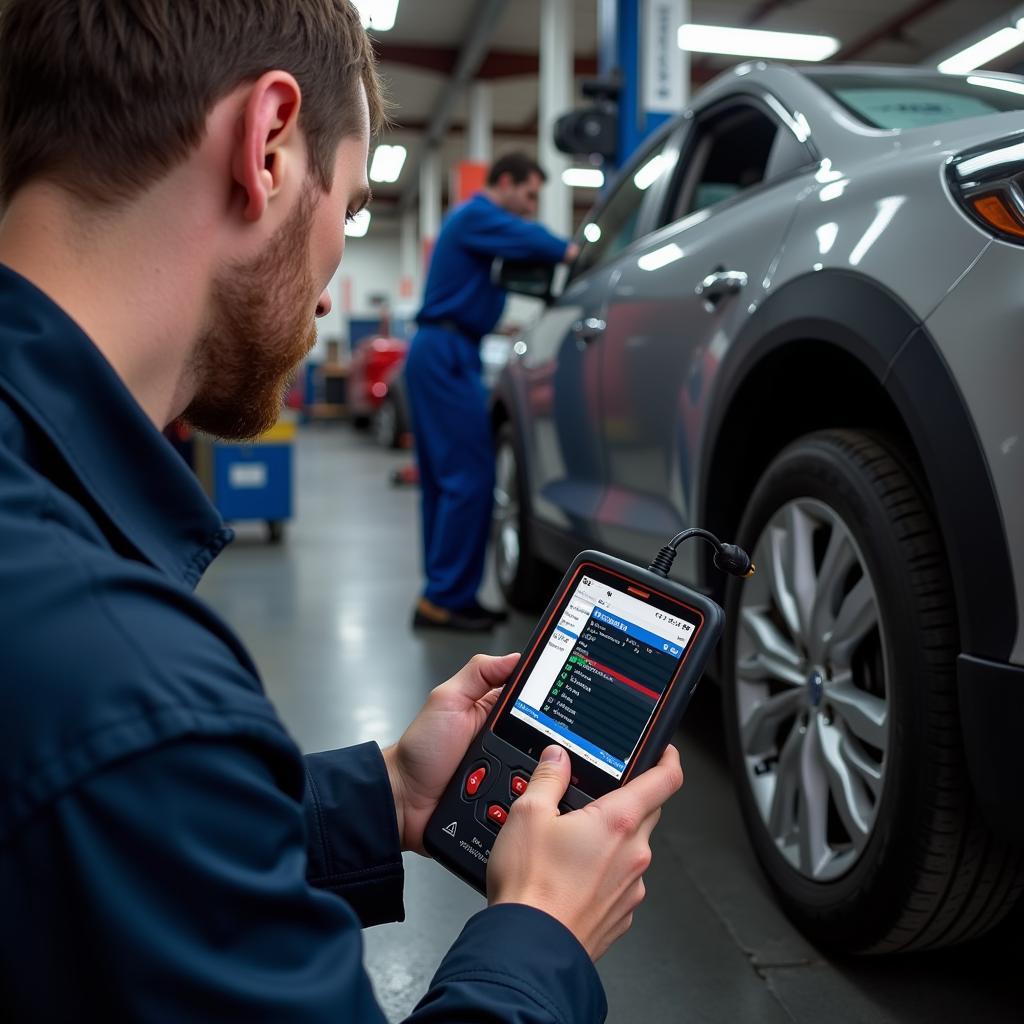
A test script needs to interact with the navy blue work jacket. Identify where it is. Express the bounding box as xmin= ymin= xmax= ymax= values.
xmin=0 ymin=265 xmax=606 ymax=1022
xmin=417 ymin=192 xmax=568 ymax=340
